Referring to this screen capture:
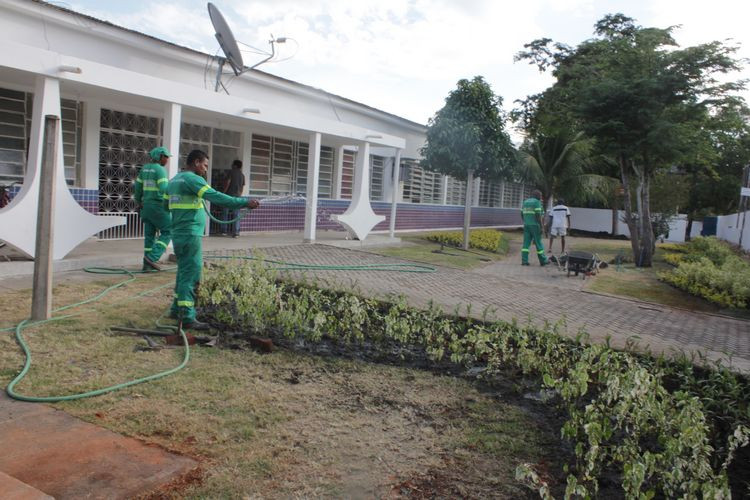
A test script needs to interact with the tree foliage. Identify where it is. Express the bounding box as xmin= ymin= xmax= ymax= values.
xmin=421 ymin=76 xmax=516 ymax=181
xmin=519 ymin=129 xmax=618 ymax=209
xmin=421 ymin=76 xmax=516 ymax=249
xmin=516 ymin=13 xmax=746 ymax=266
